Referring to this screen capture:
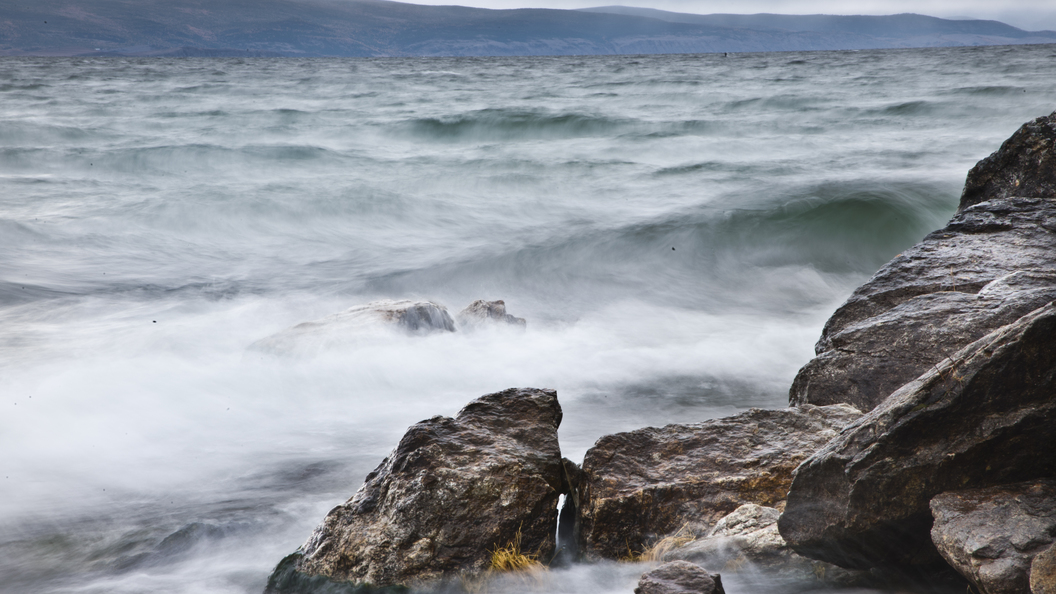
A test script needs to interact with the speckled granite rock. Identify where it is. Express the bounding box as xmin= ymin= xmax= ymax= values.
xmin=577 ymin=404 xmax=862 ymax=560
xmin=1031 ymin=543 xmax=1056 ymax=594
xmin=790 ymin=111 xmax=1056 ymax=412
xmin=930 ymin=481 xmax=1056 ymax=594
xmin=267 ymin=388 xmax=565 ymax=589
xmin=779 ymin=303 xmax=1056 ymax=571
